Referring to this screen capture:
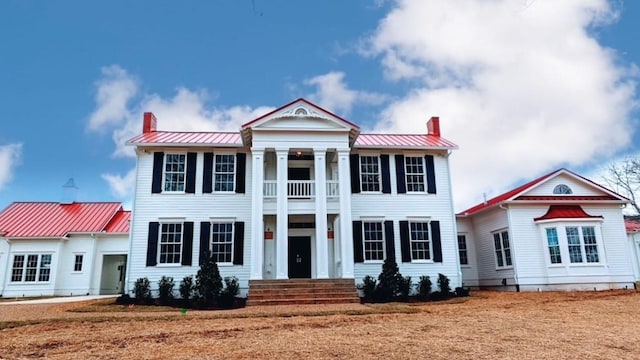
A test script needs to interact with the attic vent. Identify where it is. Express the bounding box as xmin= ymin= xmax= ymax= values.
xmin=553 ymin=184 xmax=573 ymax=195
xmin=294 ymin=107 xmax=308 ymax=116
